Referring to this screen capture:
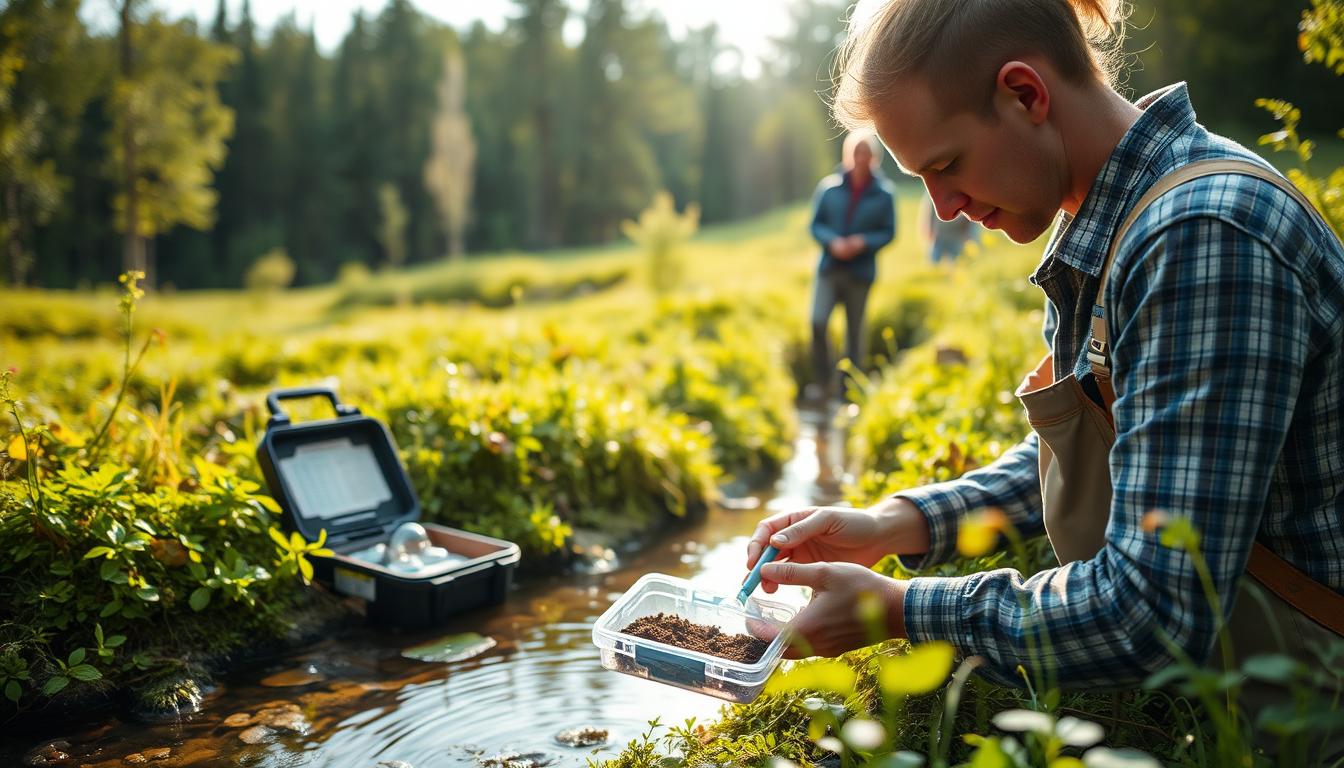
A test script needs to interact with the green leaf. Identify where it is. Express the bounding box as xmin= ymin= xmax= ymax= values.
xmin=41 ymin=676 xmax=69 ymax=696
xmin=877 ymin=641 xmax=955 ymax=696
xmin=764 ymin=659 xmax=857 ymax=696
xmin=402 ymin=632 xmax=498 ymax=663
xmin=968 ymin=736 xmax=1011 ymax=768
xmin=4 ymin=680 xmax=20 ymax=703
xmin=189 ymin=587 xmax=212 ymax=612
xmin=135 ymin=586 xmax=160 ymax=602
xmin=100 ymin=600 xmax=123 ymax=618
xmin=94 ymin=624 xmax=104 ymax=646
xmin=99 ymin=559 xmax=119 ymax=582
xmin=1242 ymin=654 xmax=1302 ymax=684
xmin=84 ymin=546 xmax=114 ymax=560
xmin=67 ymin=648 xmax=85 ymax=666
xmin=105 ymin=635 xmax=126 ymax=649
xmin=67 ymin=664 xmax=101 ymax=682
xmin=107 ymin=521 xmax=126 ymax=545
